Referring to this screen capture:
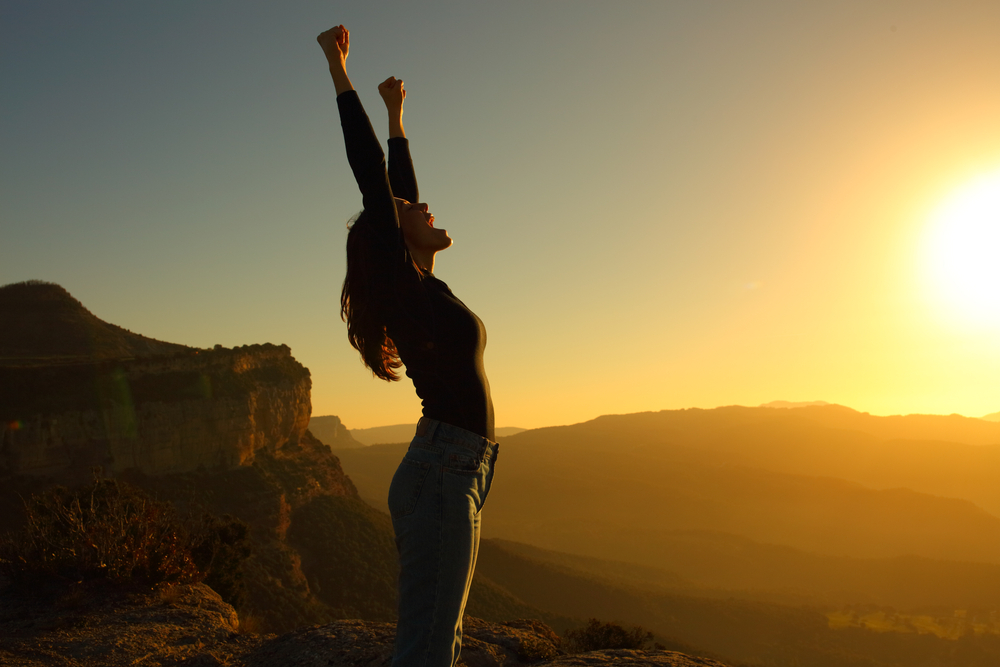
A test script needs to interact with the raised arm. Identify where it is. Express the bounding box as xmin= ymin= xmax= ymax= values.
xmin=317 ymin=25 xmax=353 ymax=96
xmin=380 ymin=76 xmax=420 ymax=204
xmin=317 ymin=26 xmax=398 ymax=234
